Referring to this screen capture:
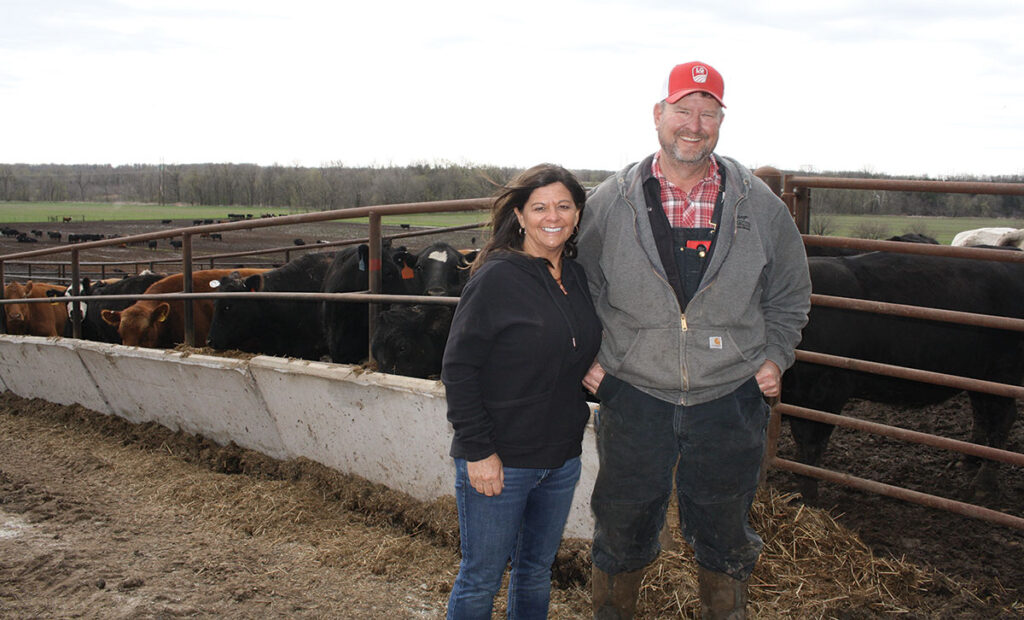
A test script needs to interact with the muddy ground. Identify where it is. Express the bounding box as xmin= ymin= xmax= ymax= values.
xmin=1 ymin=217 xmax=1023 ymax=617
